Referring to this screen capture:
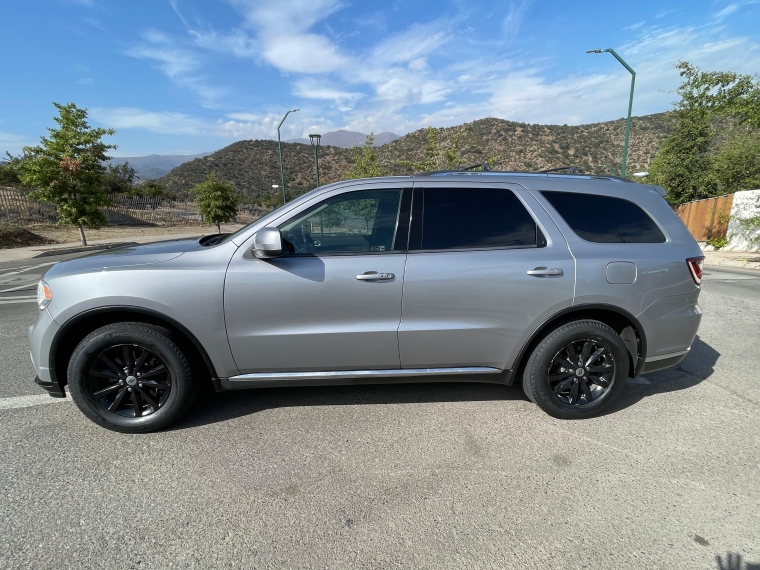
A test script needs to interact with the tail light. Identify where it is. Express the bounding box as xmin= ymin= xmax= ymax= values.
xmin=686 ymin=257 xmax=704 ymax=286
